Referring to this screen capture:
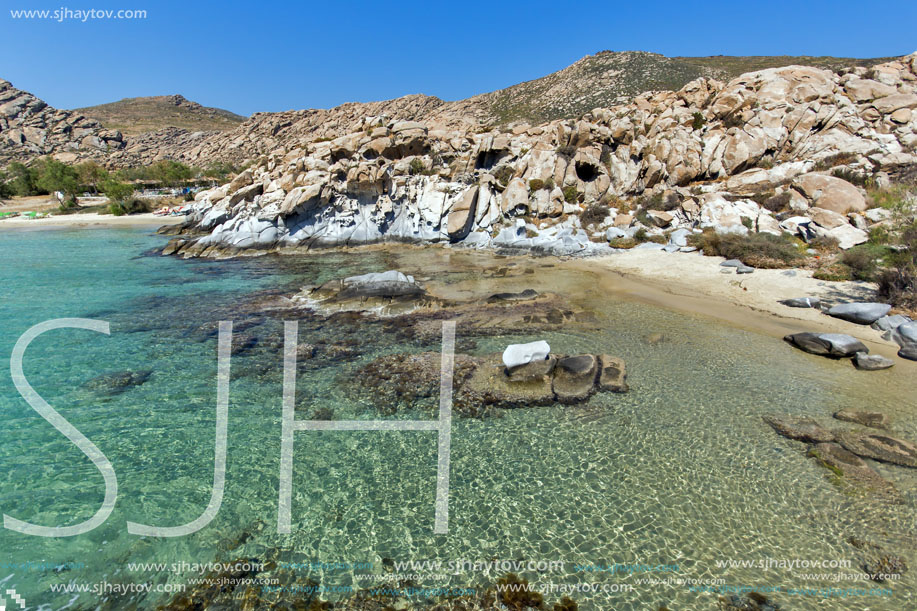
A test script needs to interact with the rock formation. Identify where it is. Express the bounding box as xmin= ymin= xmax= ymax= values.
xmin=159 ymin=54 xmax=917 ymax=258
